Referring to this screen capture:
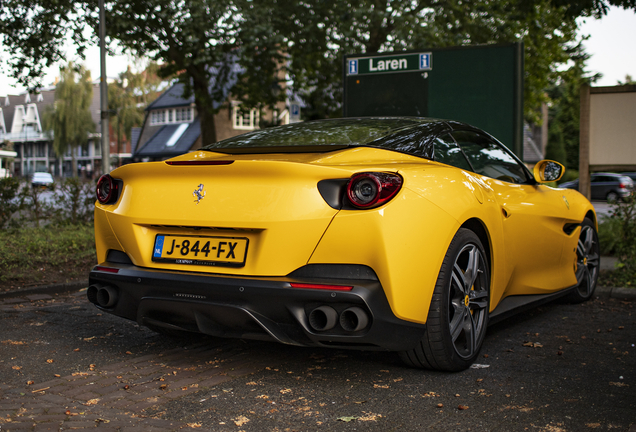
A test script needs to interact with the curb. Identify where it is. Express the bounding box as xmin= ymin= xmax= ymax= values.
xmin=595 ymin=286 xmax=636 ymax=301
xmin=0 ymin=280 xmax=88 ymax=300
